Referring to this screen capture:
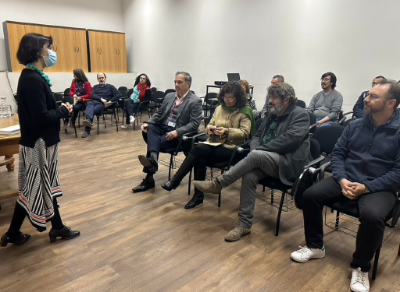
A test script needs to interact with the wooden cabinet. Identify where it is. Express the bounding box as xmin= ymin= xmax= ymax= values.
xmin=3 ymin=21 xmax=88 ymax=73
xmin=3 ymin=22 xmax=126 ymax=73
xmin=88 ymin=30 xmax=127 ymax=73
